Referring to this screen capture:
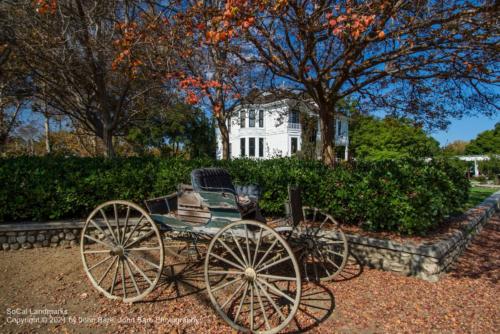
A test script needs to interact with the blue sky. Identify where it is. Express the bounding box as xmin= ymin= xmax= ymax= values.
xmin=430 ymin=114 xmax=499 ymax=147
